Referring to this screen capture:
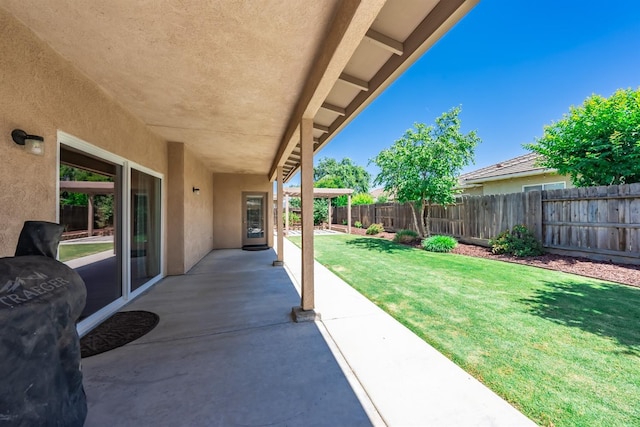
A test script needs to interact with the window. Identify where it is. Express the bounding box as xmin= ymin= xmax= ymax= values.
xmin=523 ymin=182 xmax=566 ymax=192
